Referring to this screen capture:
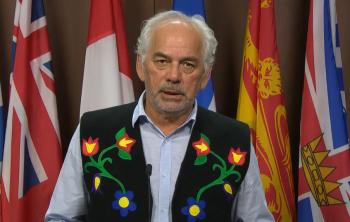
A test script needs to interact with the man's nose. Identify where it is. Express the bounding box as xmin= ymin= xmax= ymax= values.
xmin=166 ymin=63 xmax=181 ymax=83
